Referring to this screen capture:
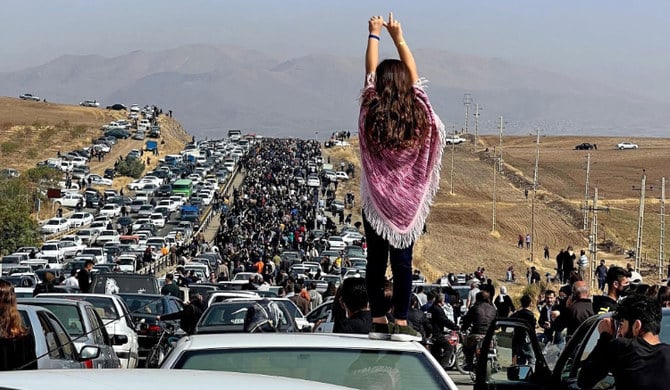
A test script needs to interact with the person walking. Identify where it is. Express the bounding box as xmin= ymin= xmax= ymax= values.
xmin=360 ymin=13 xmax=445 ymax=341
xmin=0 ymin=280 xmax=38 ymax=370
